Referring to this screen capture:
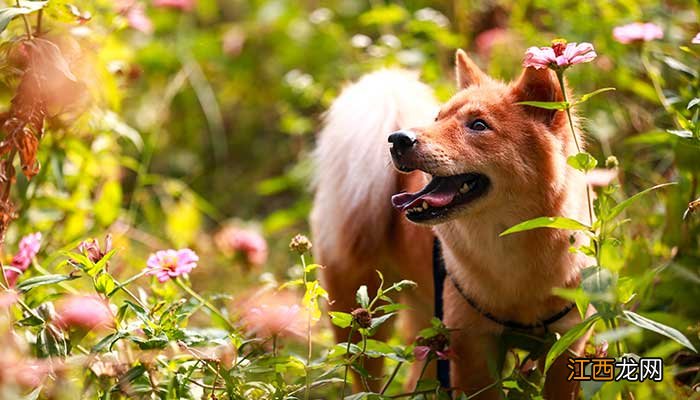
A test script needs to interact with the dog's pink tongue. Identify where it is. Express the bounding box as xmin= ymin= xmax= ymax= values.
xmin=421 ymin=191 xmax=456 ymax=208
xmin=391 ymin=190 xmax=456 ymax=210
